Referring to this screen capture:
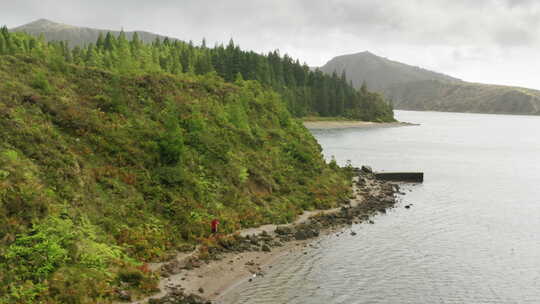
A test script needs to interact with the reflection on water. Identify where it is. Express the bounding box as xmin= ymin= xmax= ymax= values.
xmin=220 ymin=111 xmax=540 ymax=304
